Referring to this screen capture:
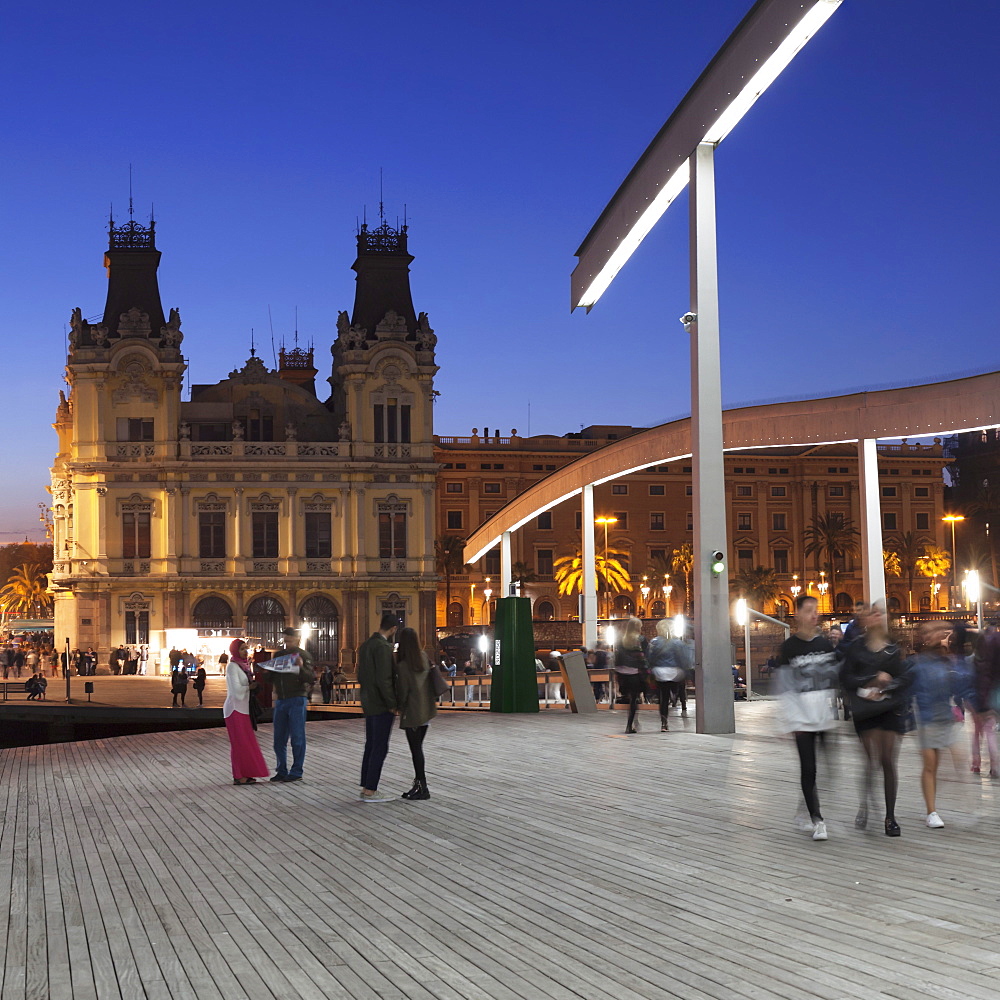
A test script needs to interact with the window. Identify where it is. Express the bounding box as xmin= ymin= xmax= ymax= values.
xmin=916 ymin=512 xmax=930 ymax=530
xmin=533 ymin=464 xmax=543 ymax=471
xmin=649 ymin=548 xmax=667 ymax=563
xmin=840 ymin=467 xmax=848 ymax=474
xmin=537 ymin=512 xmax=552 ymax=530
xmin=883 ymin=512 xmax=898 ymax=531
xmin=446 ymin=510 xmax=463 ymax=530
xmin=683 ymin=466 xmax=692 ymax=473
xmin=773 ymin=549 xmax=788 ymax=574
xmin=686 ymin=512 xmax=693 ymax=531
xmin=738 ymin=548 xmax=754 ymax=571
xmin=649 ymin=485 xmax=665 ymax=496
xmin=685 ymin=485 xmax=693 ymax=496
xmin=484 ymin=548 xmax=500 ymax=575
xmin=199 ymin=512 xmax=226 ymax=558
xmin=545 ymin=465 xmax=556 ymax=471
xmin=305 ymin=512 xmax=332 ymax=558
xmin=378 ymin=510 xmax=407 ymax=559
xmin=252 ymin=511 xmax=279 ymax=558
xmin=455 ymin=463 xmax=466 ymax=469
xmin=194 ymin=422 xmax=228 ymax=441
xmin=737 ymin=513 xmax=752 ymax=531
xmin=827 ymin=467 xmax=838 ymax=473
xmin=122 ymin=511 xmax=151 ymax=559
xmin=117 ymin=418 xmax=154 ymax=442
xmin=613 ymin=511 xmax=628 ymax=530
xmin=480 ymin=463 xmax=492 ymax=470
xmin=483 ymin=483 xmax=501 ymax=494
xmin=125 ymin=610 xmax=149 ymax=645
xmin=915 ymin=487 xmax=930 ymax=497
xmin=373 ymin=400 xmax=411 ymax=444
xmin=650 ymin=513 xmax=665 ymax=531
xmin=744 ymin=467 xmax=756 ymax=474
xmin=737 ymin=486 xmax=753 ymax=497
xmin=575 ymin=511 xmax=582 ymax=530
xmin=890 ymin=469 xmax=899 ymax=476
xmin=772 ymin=513 xmax=786 ymax=532
xmin=242 ymin=410 xmax=273 ymax=441
xmin=536 ymin=549 xmax=553 ymax=576
xmin=771 ymin=486 xmax=786 ymax=498
xmin=442 ymin=463 xmax=453 ymax=469
xmin=445 ymin=482 xmax=463 ymax=494
xmin=829 ymin=486 xmax=845 ymax=497
xmin=882 ymin=486 xmax=897 ymax=497
xmin=612 ymin=484 xmax=628 ymax=495
xmin=734 ymin=467 xmax=743 ymax=474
